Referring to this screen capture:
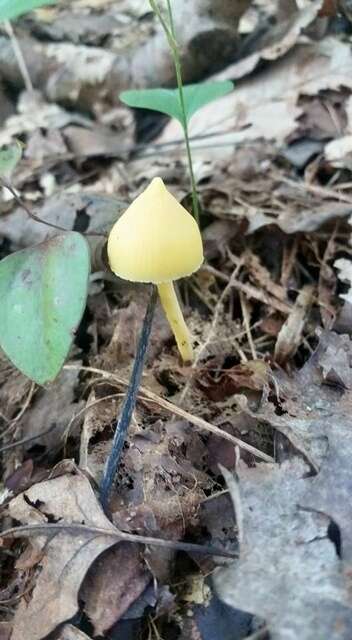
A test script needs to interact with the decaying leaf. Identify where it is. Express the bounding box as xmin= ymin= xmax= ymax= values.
xmin=158 ymin=37 xmax=352 ymax=155
xmin=81 ymin=542 xmax=150 ymax=635
xmin=215 ymin=331 xmax=352 ymax=639
xmin=216 ymin=462 xmax=352 ymax=640
xmin=16 ymin=367 xmax=84 ymax=454
xmin=8 ymin=471 xmax=119 ymax=640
